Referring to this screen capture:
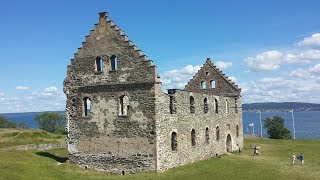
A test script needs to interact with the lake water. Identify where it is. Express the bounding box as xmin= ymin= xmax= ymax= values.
xmin=243 ymin=111 xmax=320 ymax=139
xmin=2 ymin=111 xmax=320 ymax=139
